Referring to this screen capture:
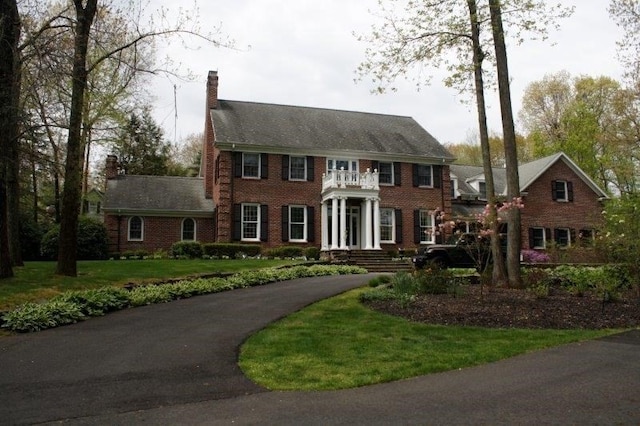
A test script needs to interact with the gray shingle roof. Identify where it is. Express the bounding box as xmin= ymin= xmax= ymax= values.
xmin=211 ymin=100 xmax=455 ymax=161
xmin=103 ymin=175 xmax=214 ymax=216
xmin=450 ymin=164 xmax=507 ymax=195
